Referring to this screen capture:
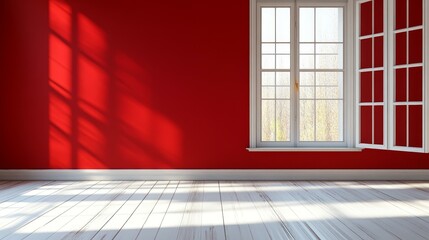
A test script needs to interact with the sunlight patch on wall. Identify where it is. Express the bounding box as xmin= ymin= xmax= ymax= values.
xmin=49 ymin=93 xmax=71 ymax=135
xmin=49 ymin=127 xmax=72 ymax=168
xmin=48 ymin=0 xmax=183 ymax=168
xmin=49 ymin=0 xmax=71 ymax=41
xmin=48 ymin=0 xmax=73 ymax=168
xmin=77 ymin=54 xmax=109 ymax=123
xmin=77 ymin=116 xmax=106 ymax=168
xmin=78 ymin=13 xmax=108 ymax=66
xmin=49 ymin=35 xmax=72 ymax=98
